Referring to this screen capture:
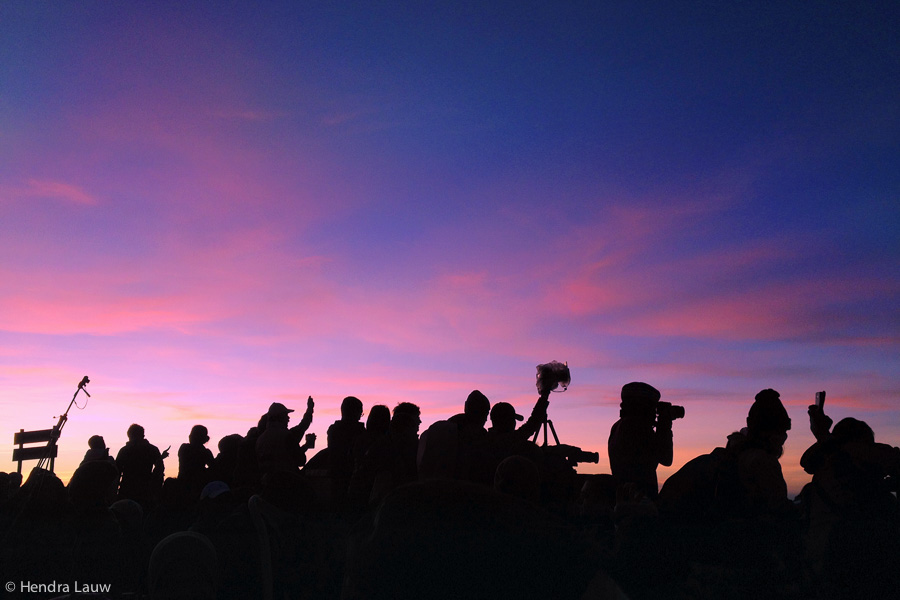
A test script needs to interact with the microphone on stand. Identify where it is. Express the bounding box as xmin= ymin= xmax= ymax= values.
xmin=78 ymin=376 xmax=91 ymax=396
